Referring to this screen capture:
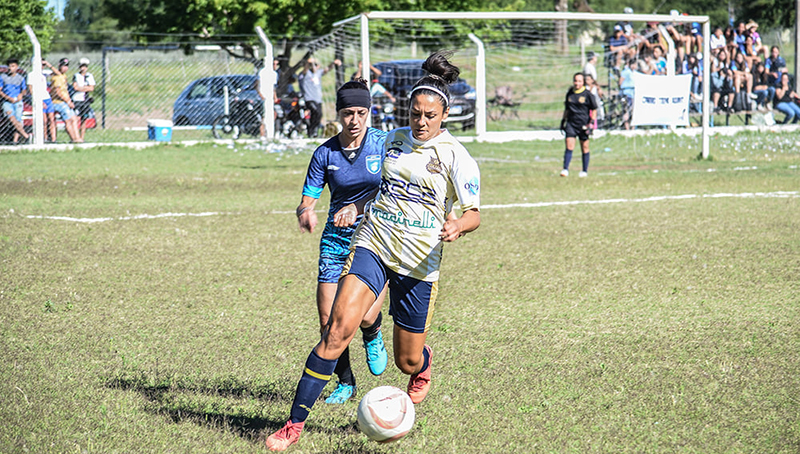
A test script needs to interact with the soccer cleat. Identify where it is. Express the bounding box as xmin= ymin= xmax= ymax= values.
xmin=579 ymin=171 xmax=588 ymax=178
xmin=407 ymin=345 xmax=432 ymax=404
xmin=560 ymin=169 xmax=569 ymax=177
xmin=325 ymin=382 xmax=356 ymax=404
xmin=363 ymin=330 xmax=388 ymax=376
xmin=265 ymin=420 xmax=304 ymax=451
